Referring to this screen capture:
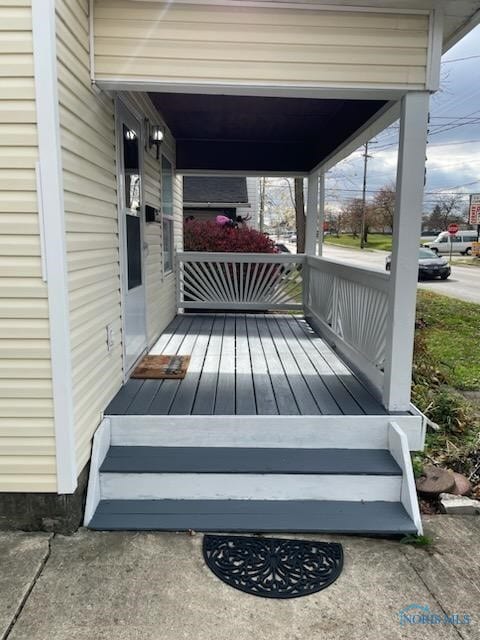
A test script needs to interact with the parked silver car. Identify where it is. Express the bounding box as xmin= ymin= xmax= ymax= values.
xmin=385 ymin=248 xmax=451 ymax=280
